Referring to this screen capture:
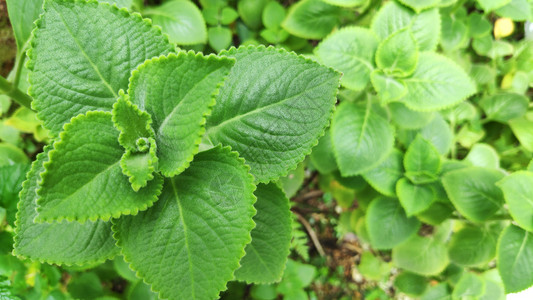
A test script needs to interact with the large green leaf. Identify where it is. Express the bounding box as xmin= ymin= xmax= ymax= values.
xmin=371 ymin=1 xmax=441 ymax=51
xmin=28 ymin=0 xmax=174 ymax=135
xmin=393 ymin=235 xmax=449 ymax=275
xmin=497 ymin=225 xmax=533 ymax=293
xmin=35 ymin=112 xmax=163 ymax=223
xmin=13 ymin=146 xmax=118 ymax=265
xmin=234 ymin=183 xmax=291 ymax=284
xmin=282 ymin=0 xmax=340 ymax=39
xmin=113 ymin=146 xmax=256 ymax=300
xmin=442 ymin=167 xmax=504 ymax=222
xmin=128 ymin=52 xmax=234 ymax=177
xmin=396 ymin=178 xmax=435 ymax=216
xmin=497 ymin=171 xmax=533 ymax=232
xmin=389 ymin=102 xmax=434 ymax=129
xmin=206 ymin=46 xmax=340 ymax=183
xmin=6 ymin=0 xmax=44 ymax=51
xmin=314 ymin=27 xmax=378 ymax=91
xmin=452 ymin=272 xmax=485 ymax=299
xmin=376 ymin=28 xmax=418 ymax=77
xmin=404 ymin=135 xmax=441 ymax=184
xmin=400 ymin=53 xmax=476 ymax=111
xmin=144 ymin=0 xmax=207 ymax=45
xmin=495 ymin=0 xmax=531 ymax=21
xmin=362 ymin=149 xmax=404 ymax=197
xmin=477 ymin=0 xmax=511 ymax=11
xmin=366 ymin=197 xmax=420 ymax=249
xmin=479 ymin=93 xmax=529 ymax=123
xmin=331 ymin=101 xmax=394 ymax=176
xmin=448 ymin=225 xmax=498 ymax=266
